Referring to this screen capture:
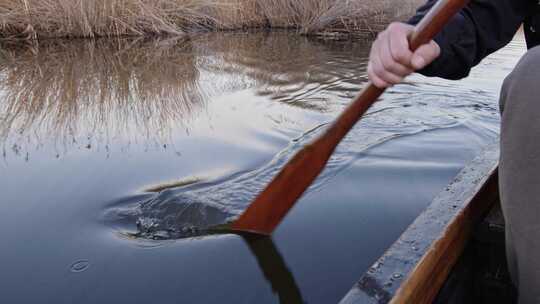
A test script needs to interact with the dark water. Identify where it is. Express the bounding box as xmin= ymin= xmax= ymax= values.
xmin=0 ymin=32 xmax=524 ymax=303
